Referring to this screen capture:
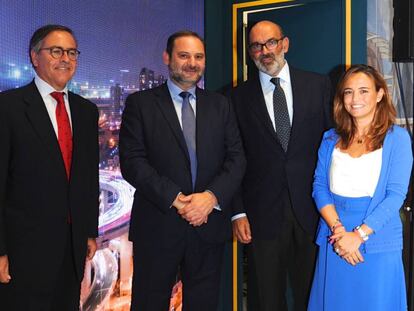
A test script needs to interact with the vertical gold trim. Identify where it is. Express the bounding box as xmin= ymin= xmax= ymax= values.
xmin=232 ymin=237 xmax=238 ymax=311
xmin=232 ymin=4 xmax=238 ymax=87
xmin=346 ymin=0 xmax=352 ymax=69
xmin=231 ymin=9 xmax=239 ymax=310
